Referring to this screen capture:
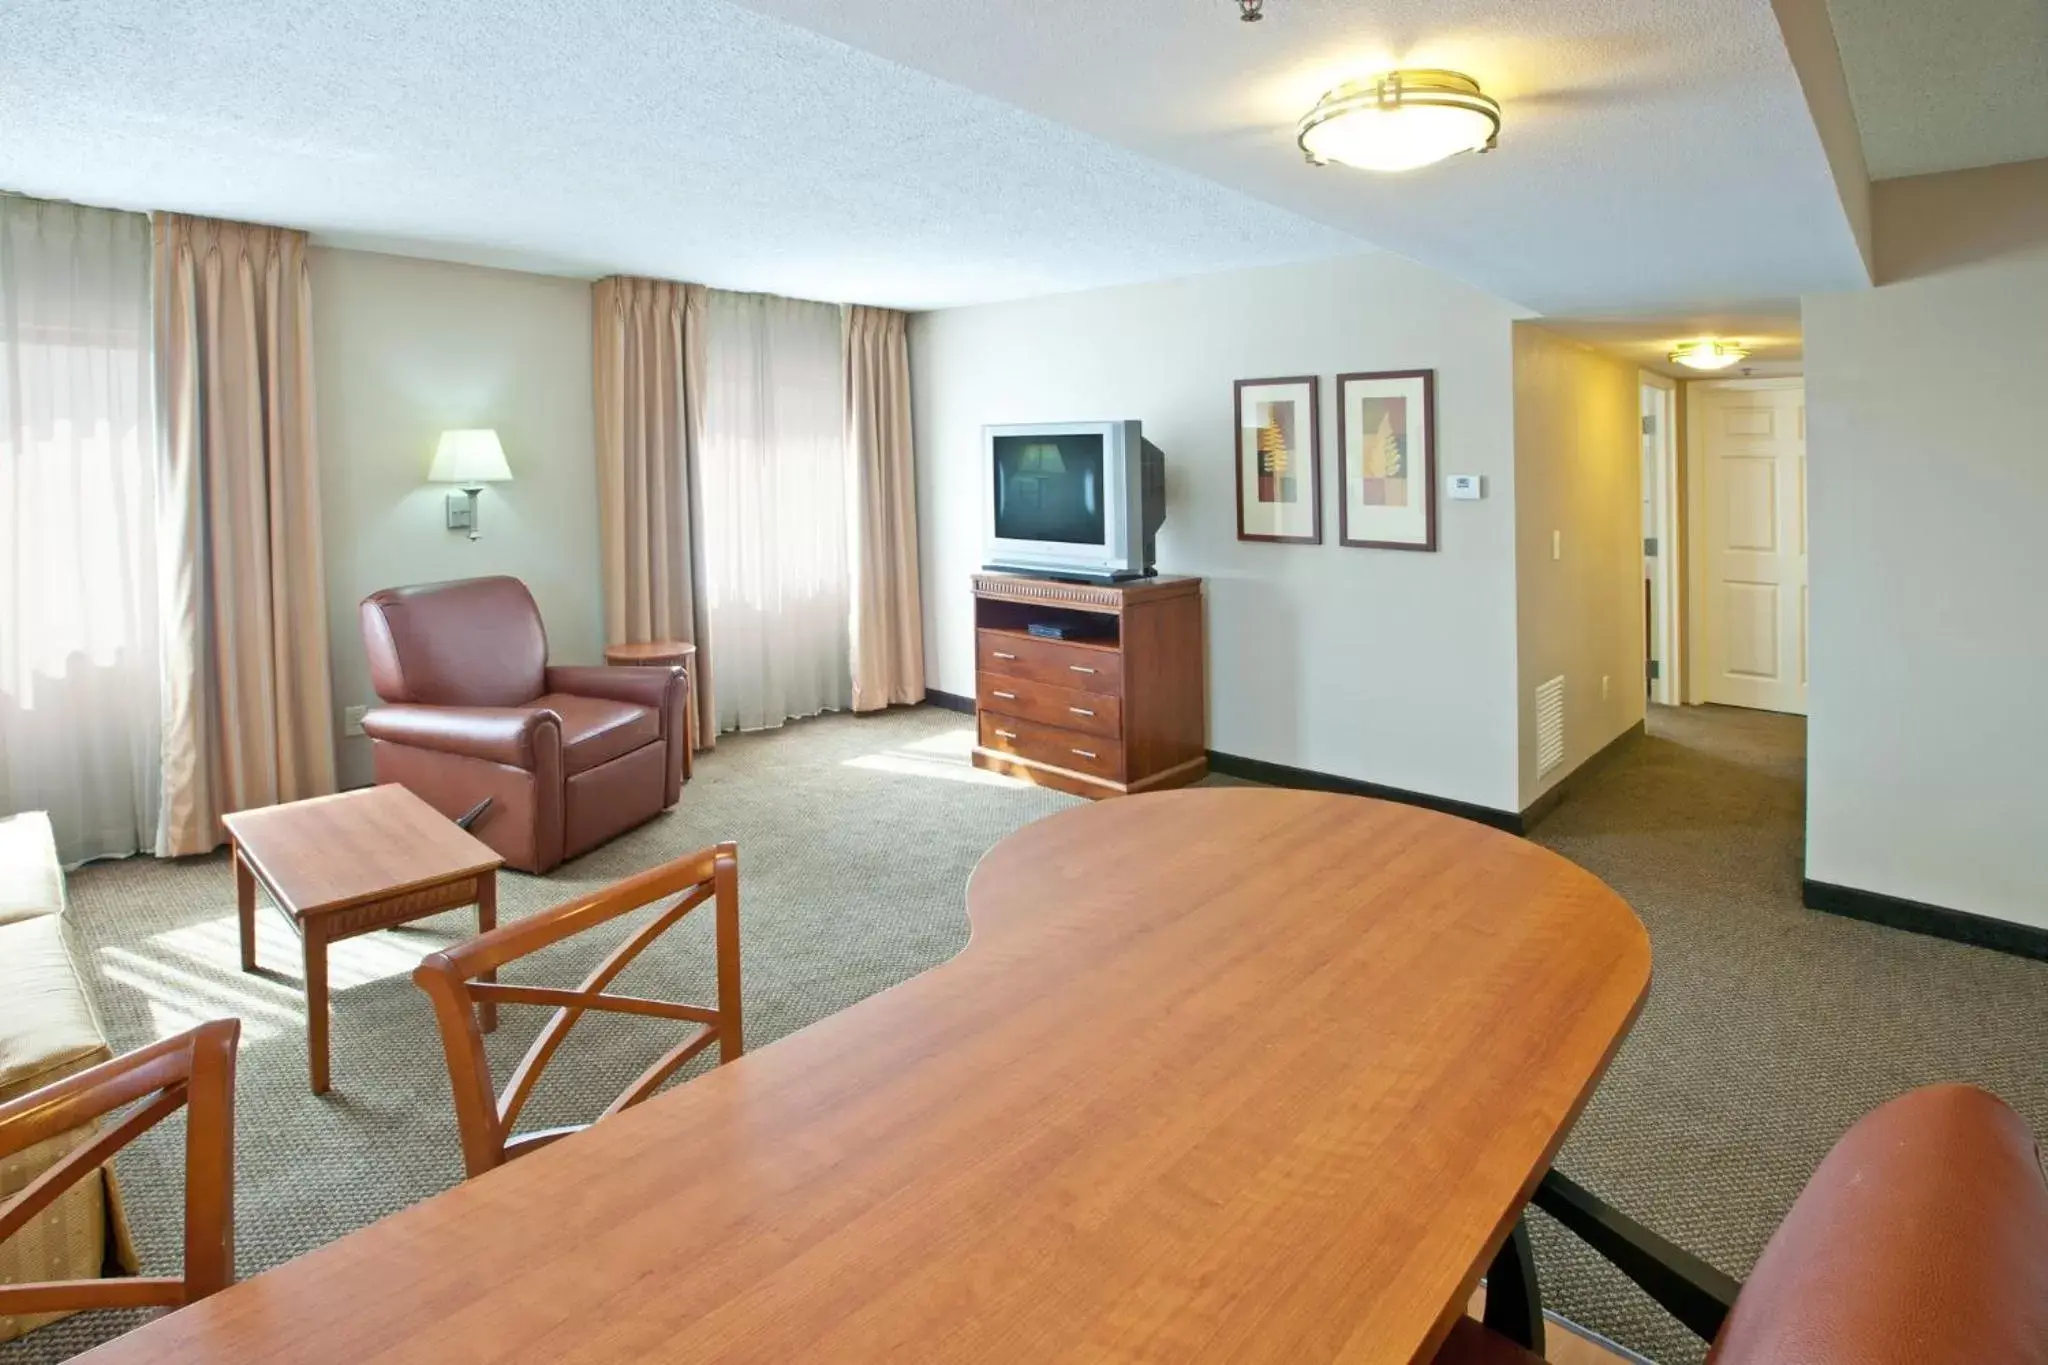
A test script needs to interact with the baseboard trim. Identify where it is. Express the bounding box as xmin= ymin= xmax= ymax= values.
xmin=1207 ymin=751 xmax=1523 ymax=833
xmin=1520 ymin=719 xmax=1648 ymax=832
xmin=925 ymin=689 xmax=976 ymax=716
xmin=1803 ymin=880 xmax=2048 ymax=962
